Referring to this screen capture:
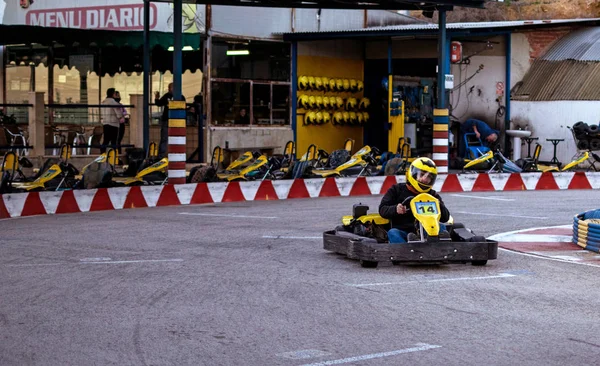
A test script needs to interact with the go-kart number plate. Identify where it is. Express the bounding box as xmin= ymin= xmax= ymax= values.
xmin=414 ymin=201 xmax=438 ymax=215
